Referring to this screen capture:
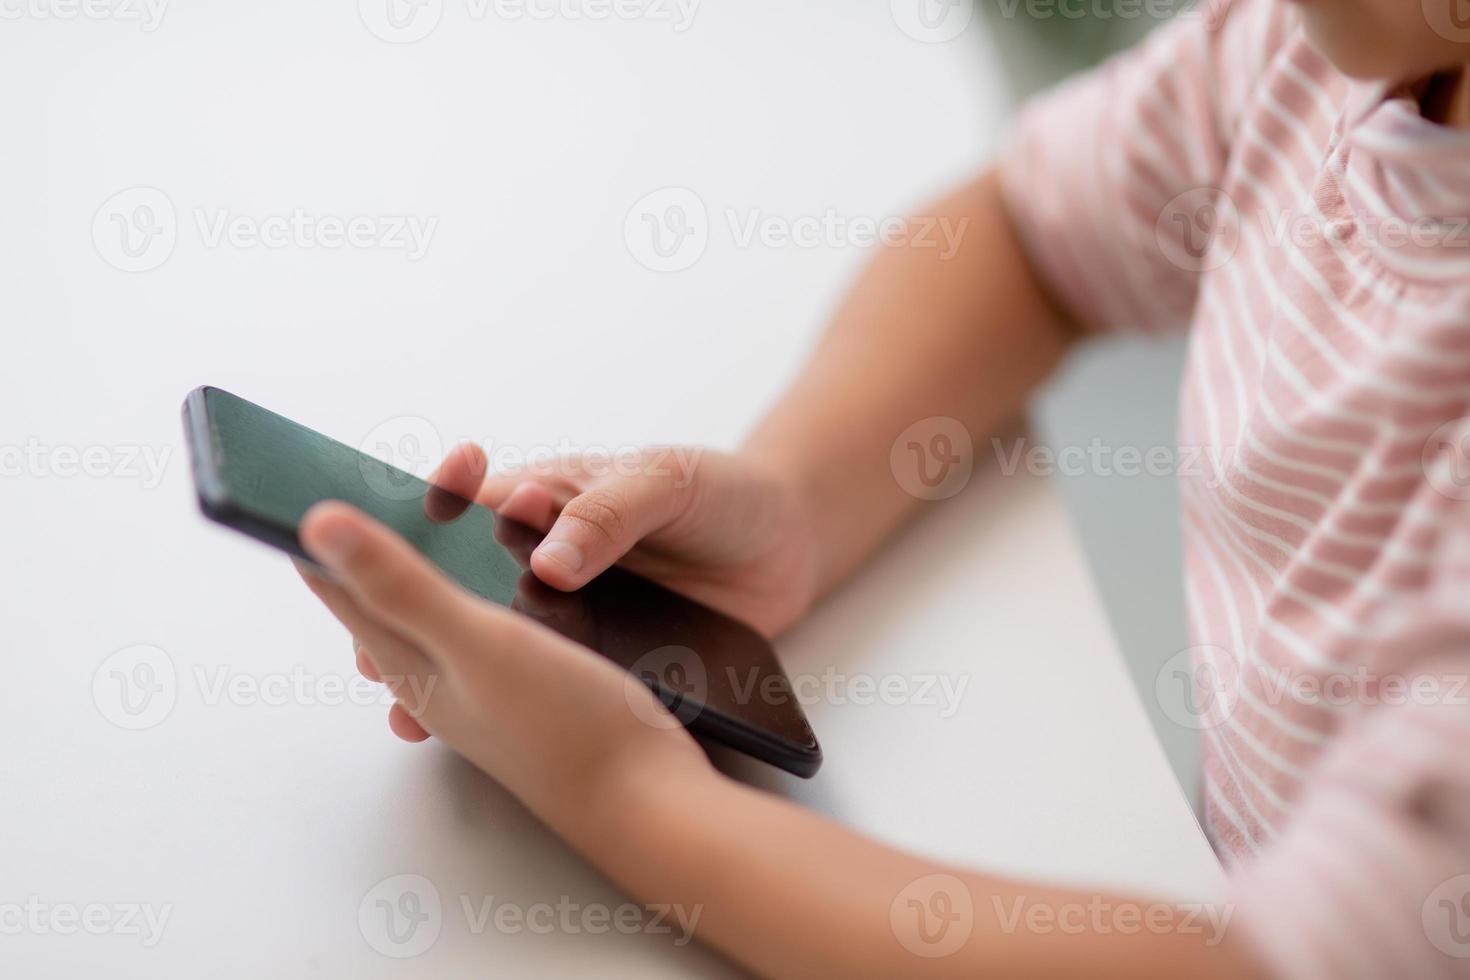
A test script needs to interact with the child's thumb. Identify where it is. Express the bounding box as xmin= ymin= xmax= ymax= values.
xmin=529 ymin=475 xmax=689 ymax=590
